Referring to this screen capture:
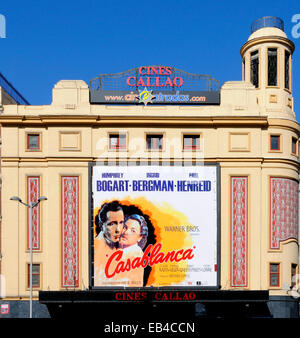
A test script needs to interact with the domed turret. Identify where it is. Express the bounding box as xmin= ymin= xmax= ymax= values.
xmin=240 ymin=16 xmax=295 ymax=119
